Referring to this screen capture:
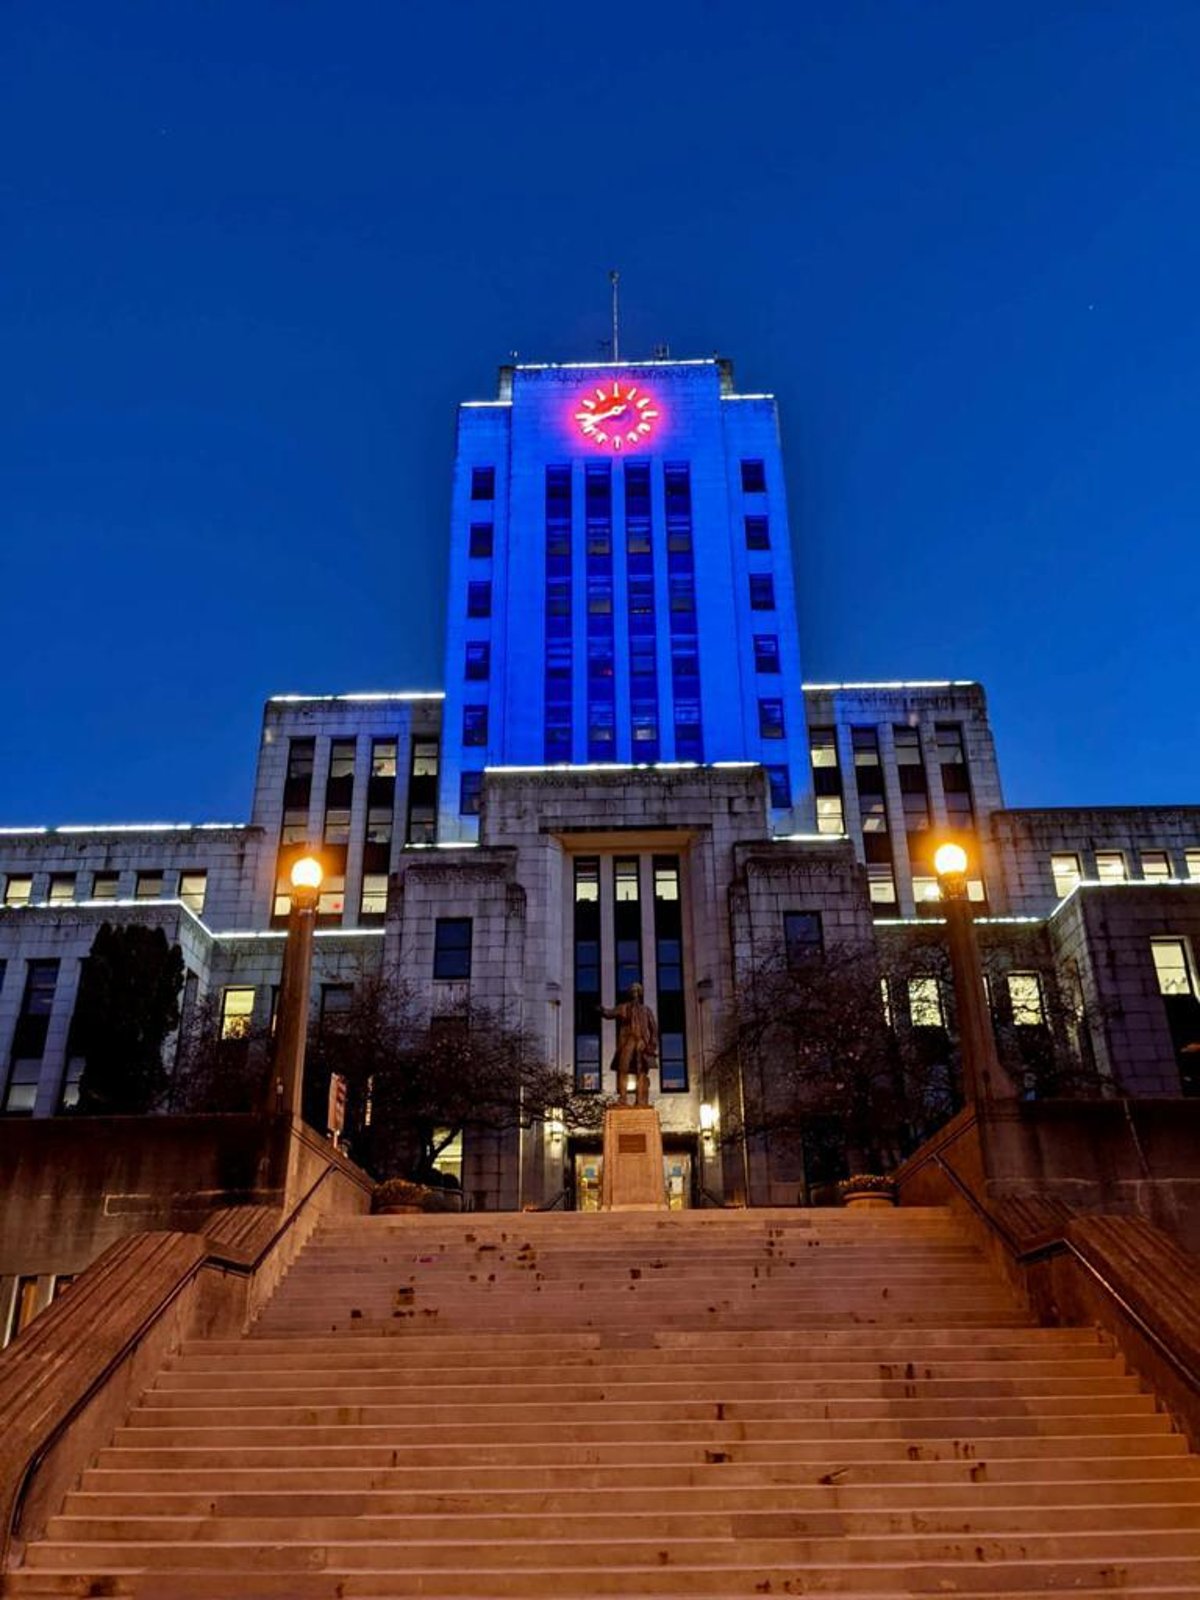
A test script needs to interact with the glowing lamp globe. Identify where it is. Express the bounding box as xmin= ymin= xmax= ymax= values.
xmin=290 ymin=856 xmax=323 ymax=892
xmin=934 ymin=843 xmax=969 ymax=878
